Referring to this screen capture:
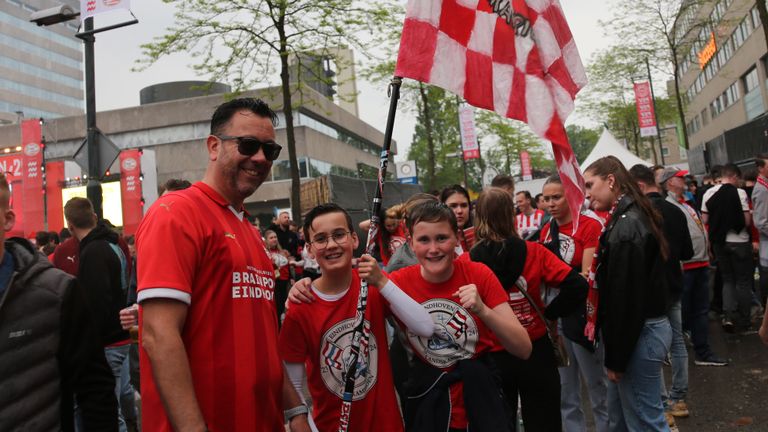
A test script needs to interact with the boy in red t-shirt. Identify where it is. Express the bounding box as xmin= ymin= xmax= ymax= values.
xmin=279 ymin=203 xmax=434 ymax=432
xmin=290 ymin=201 xmax=532 ymax=431
xmin=389 ymin=201 xmax=531 ymax=431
